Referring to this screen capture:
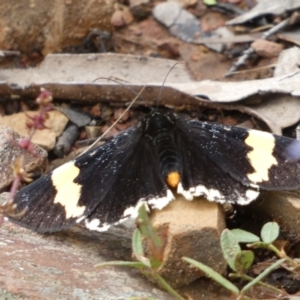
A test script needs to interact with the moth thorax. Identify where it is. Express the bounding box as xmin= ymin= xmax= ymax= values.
xmin=143 ymin=111 xmax=177 ymax=136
